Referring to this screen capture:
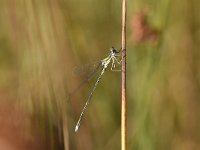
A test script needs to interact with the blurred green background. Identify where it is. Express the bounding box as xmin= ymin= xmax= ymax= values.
xmin=0 ymin=0 xmax=200 ymax=150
